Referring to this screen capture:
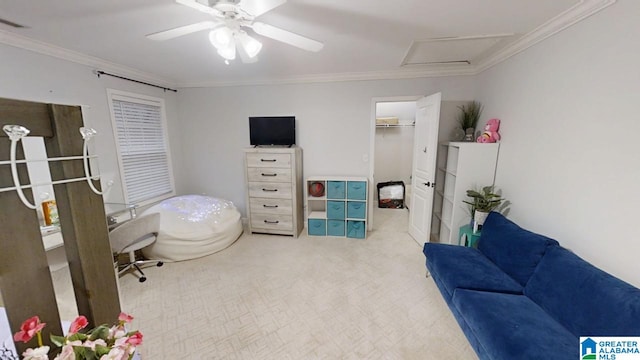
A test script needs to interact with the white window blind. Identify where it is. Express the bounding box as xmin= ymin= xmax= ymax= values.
xmin=110 ymin=92 xmax=173 ymax=204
